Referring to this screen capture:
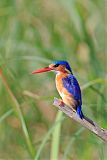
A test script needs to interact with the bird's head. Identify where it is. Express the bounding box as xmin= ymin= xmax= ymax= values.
xmin=32 ymin=60 xmax=72 ymax=74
